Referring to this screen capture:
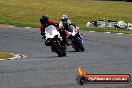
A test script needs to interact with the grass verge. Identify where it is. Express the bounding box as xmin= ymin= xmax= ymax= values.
xmin=0 ymin=52 xmax=14 ymax=60
xmin=0 ymin=0 xmax=132 ymax=33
